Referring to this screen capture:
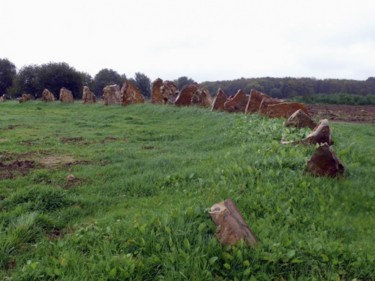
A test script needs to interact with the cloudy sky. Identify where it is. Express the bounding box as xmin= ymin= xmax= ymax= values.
xmin=1 ymin=0 xmax=374 ymax=82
